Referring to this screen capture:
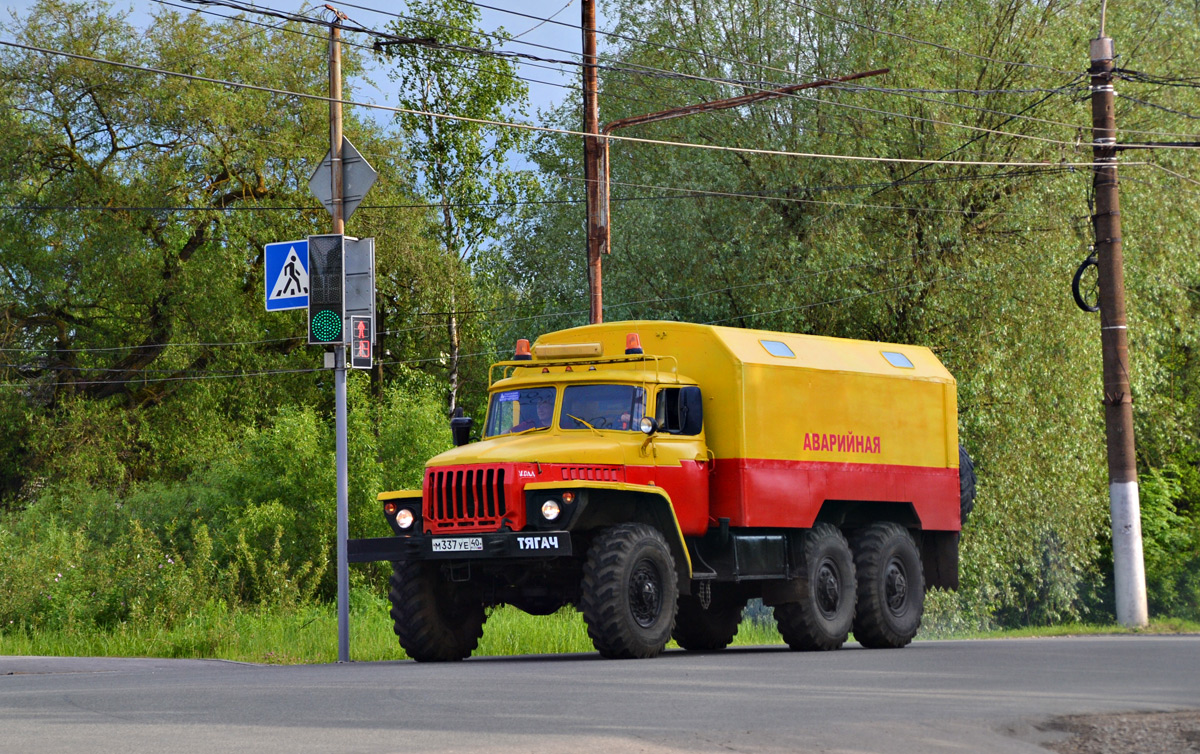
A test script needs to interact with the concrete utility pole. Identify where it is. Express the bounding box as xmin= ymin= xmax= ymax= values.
xmin=329 ymin=13 xmax=352 ymax=661
xmin=581 ymin=0 xmax=603 ymax=323
xmin=585 ymin=68 xmax=888 ymax=312
xmin=1089 ymin=26 xmax=1148 ymax=627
